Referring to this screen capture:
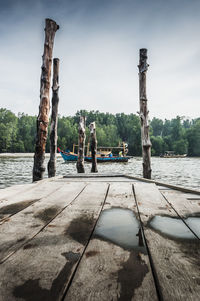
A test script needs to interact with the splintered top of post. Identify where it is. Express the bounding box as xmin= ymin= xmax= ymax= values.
xmin=79 ymin=116 xmax=86 ymax=131
xmin=89 ymin=122 xmax=96 ymax=133
xmin=138 ymin=48 xmax=149 ymax=73
xmin=140 ymin=48 xmax=148 ymax=58
xmin=45 ymin=18 xmax=60 ymax=31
